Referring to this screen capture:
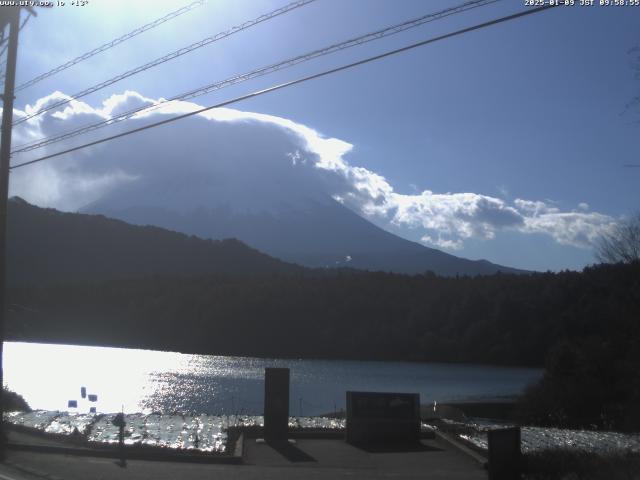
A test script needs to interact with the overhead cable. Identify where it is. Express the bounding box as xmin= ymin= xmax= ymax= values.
xmin=14 ymin=0 xmax=207 ymax=92
xmin=0 ymin=10 xmax=31 ymax=85
xmin=12 ymin=0 xmax=317 ymax=126
xmin=12 ymin=0 xmax=499 ymax=155
xmin=9 ymin=4 xmax=556 ymax=171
